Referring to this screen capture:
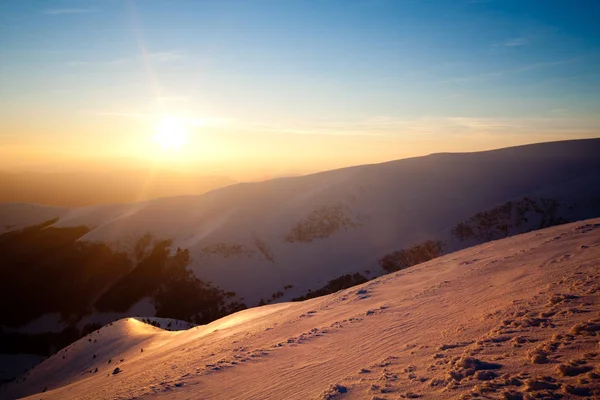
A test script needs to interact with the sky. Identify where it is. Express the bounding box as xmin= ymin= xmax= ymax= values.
xmin=1 ymin=0 xmax=599 ymax=178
